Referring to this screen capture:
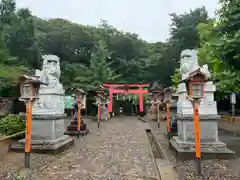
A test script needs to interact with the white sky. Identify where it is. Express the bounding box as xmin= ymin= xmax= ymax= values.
xmin=16 ymin=0 xmax=219 ymax=42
